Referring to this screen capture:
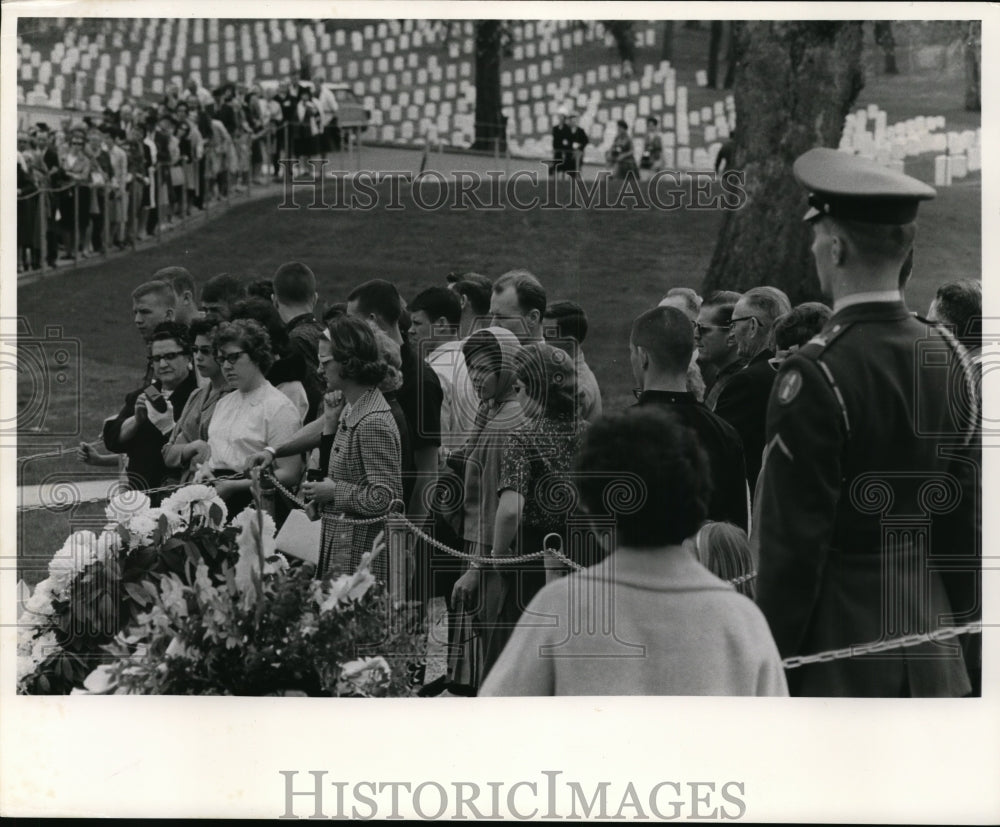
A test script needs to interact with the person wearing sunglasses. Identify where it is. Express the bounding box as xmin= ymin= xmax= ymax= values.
xmin=697 ymin=290 xmax=745 ymax=408
xmin=101 ymin=322 xmax=198 ymax=505
xmin=196 ymin=319 xmax=303 ymax=513
xmin=162 ymin=315 xmax=232 ymax=482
